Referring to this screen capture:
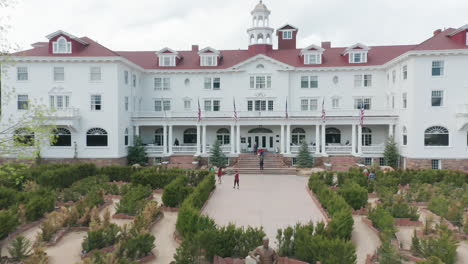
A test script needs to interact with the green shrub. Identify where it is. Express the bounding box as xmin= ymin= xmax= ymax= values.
xmin=186 ymin=170 xmax=210 ymax=187
xmin=24 ymin=192 xmax=55 ymax=222
xmin=121 ymin=233 xmax=155 ymax=260
xmin=162 ymin=176 xmax=193 ymax=208
xmin=337 ymin=182 xmax=368 ymax=210
xmin=82 ymin=223 xmax=120 ymax=252
xmin=131 ymin=168 xmax=183 ymax=189
xmin=37 ymin=163 xmax=97 ymax=188
xmin=386 ymin=196 xmax=419 ymax=221
xmin=368 ymin=206 xmax=396 ymax=236
xmin=377 ymin=240 xmax=402 ymax=264
xmin=0 ymin=209 xmax=19 ymax=239
xmin=327 ymin=209 xmax=354 ymax=240
xmin=116 ymin=185 xmax=152 ymax=216
xmin=0 ymin=186 xmax=18 ymax=210
xmin=296 ymin=141 xmax=314 ymax=168
xmin=411 ymin=225 xmax=458 ymax=264
xmin=127 ymin=136 xmax=148 ymax=165
xmin=0 ymin=163 xmax=31 ymax=190
xmin=100 ymin=166 xmax=135 ymax=182
xmin=8 ymin=235 xmax=32 ymax=261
